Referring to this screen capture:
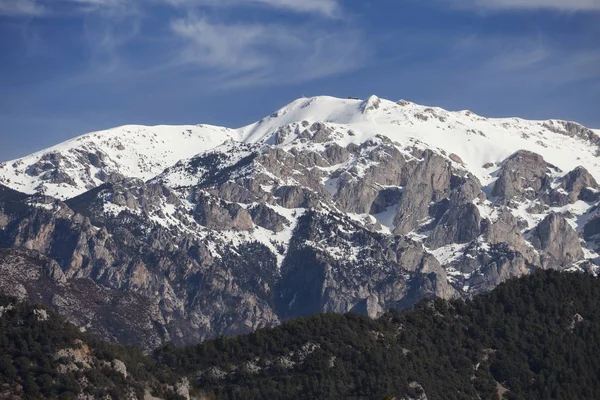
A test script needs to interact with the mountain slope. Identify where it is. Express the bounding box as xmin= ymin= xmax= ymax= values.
xmin=240 ymin=95 xmax=600 ymax=184
xmin=156 ymin=269 xmax=600 ymax=400
xmin=0 ymin=293 xmax=192 ymax=399
xmin=0 ymin=124 xmax=239 ymax=199
xmin=0 ymin=95 xmax=599 ymax=349
xmin=2 ymin=268 xmax=599 ymax=400
xmin=3 ymin=96 xmax=599 ymax=199
xmin=0 ymin=248 xmax=168 ymax=351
